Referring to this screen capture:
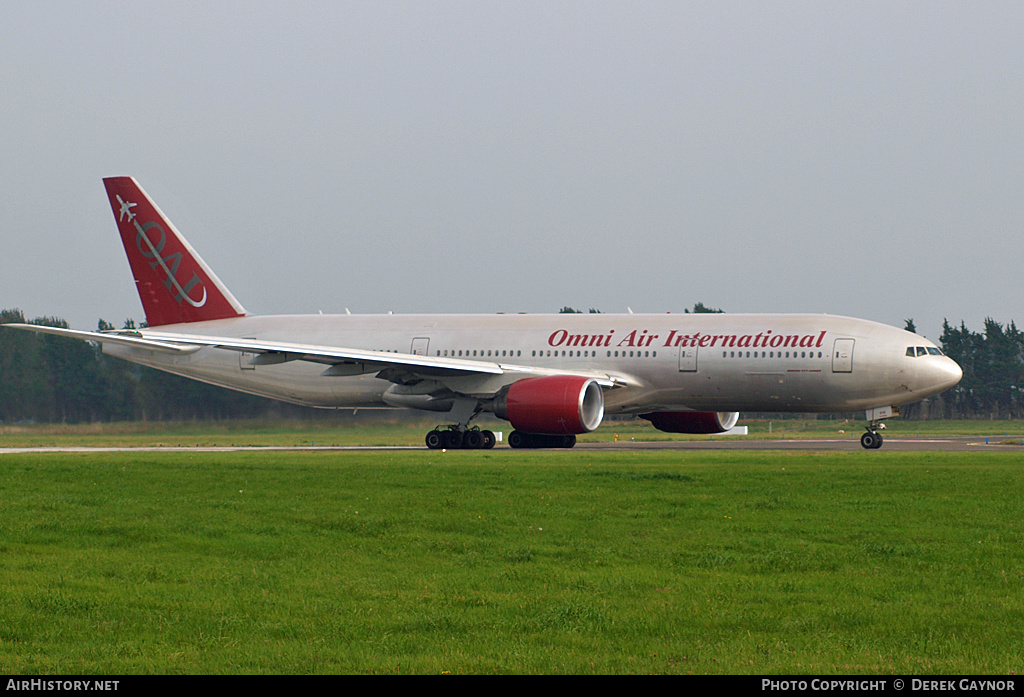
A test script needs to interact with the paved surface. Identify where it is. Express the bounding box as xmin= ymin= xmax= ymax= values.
xmin=2 ymin=436 xmax=1022 ymax=454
